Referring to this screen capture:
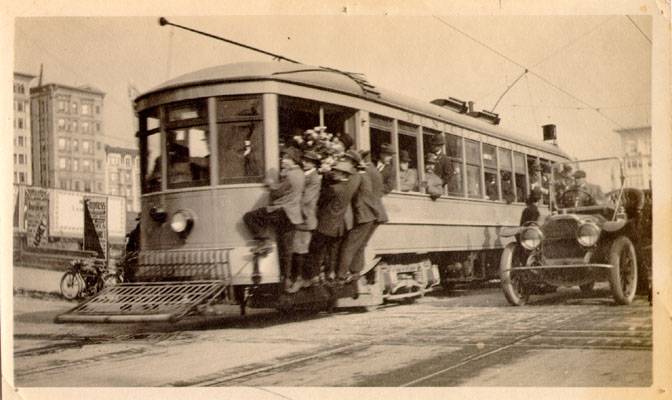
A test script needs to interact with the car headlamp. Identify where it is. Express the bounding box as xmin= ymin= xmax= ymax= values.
xmin=577 ymin=222 xmax=600 ymax=247
xmin=170 ymin=210 xmax=194 ymax=235
xmin=520 ymin=226 xmax=543 ymax=250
